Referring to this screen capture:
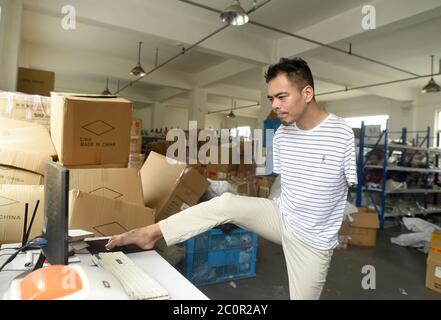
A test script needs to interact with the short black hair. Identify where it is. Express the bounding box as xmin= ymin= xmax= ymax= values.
xmin=265 ymin=57 xmax=315 ymax=92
